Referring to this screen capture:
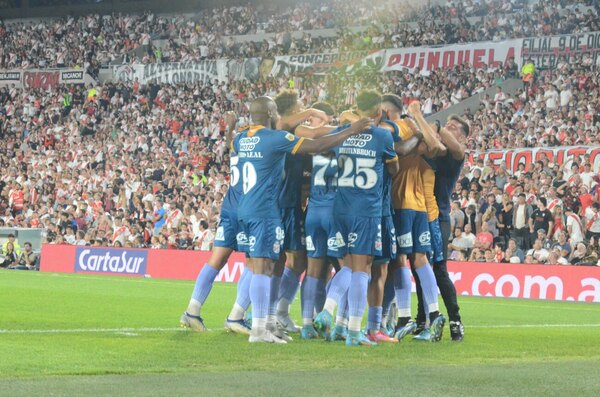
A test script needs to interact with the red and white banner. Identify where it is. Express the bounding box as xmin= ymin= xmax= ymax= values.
xmin=40 ymin=245 xmax=600 ymax=303
xmin=0 ymin=68 xmax=89 ymax=89
xmin=448 ymin=261 xmax=600 ymax=303
xmin=382 ymin=39 xmax=521 ymax=73
xmin=469 ymin=146 xmax=600 ymax=174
